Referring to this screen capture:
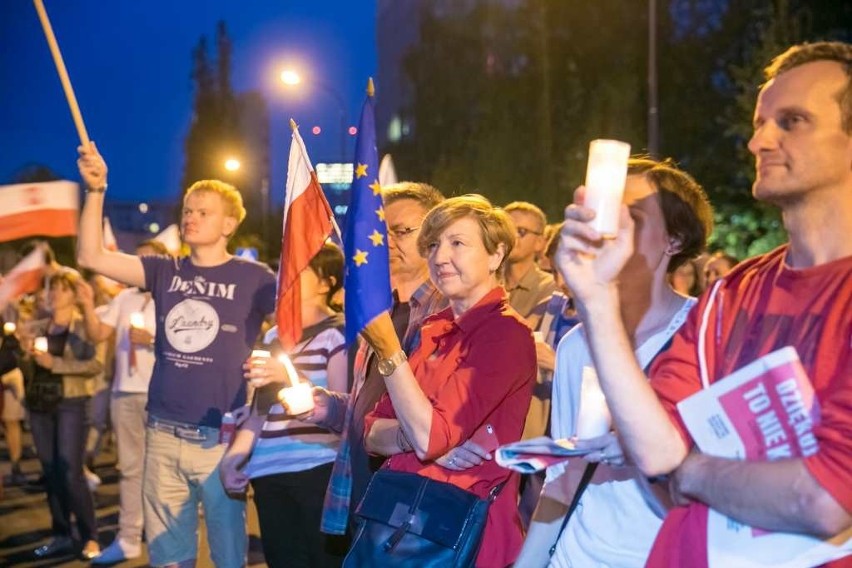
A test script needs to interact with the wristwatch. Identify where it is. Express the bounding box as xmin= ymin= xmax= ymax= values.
xmin=377 ymin=350 xmax=407 ymax=376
